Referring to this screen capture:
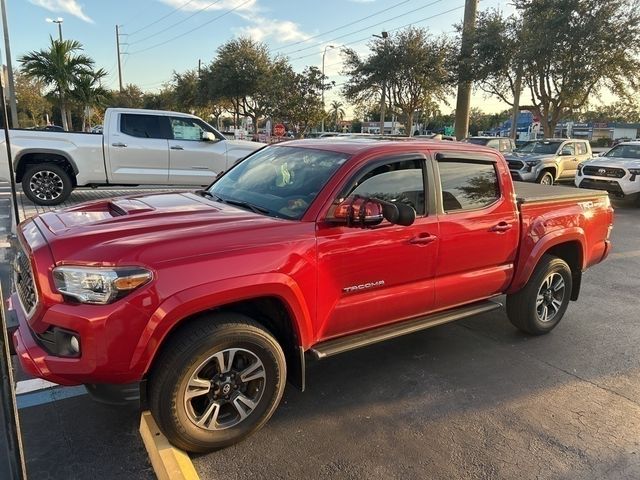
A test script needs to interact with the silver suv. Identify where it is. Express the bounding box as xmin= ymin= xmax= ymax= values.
xmin=505 ymin=139 xmax=593 ymax=184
